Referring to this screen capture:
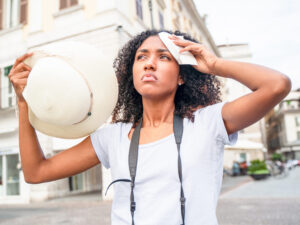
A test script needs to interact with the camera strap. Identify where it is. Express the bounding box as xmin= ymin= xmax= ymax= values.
xmin=128 ymin=115 xmax=185 ymax=225
xmin=104 ymin=115 xmax=185 ymax=225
